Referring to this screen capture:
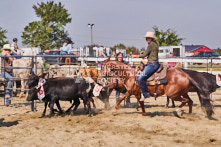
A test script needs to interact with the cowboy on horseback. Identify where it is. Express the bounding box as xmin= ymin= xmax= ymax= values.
xmin=133 ymin=32 xmax=160 ymax=100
